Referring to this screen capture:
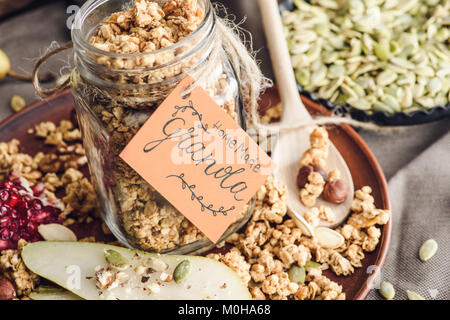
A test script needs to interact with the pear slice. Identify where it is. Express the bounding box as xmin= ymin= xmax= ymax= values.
xmin=30 ymin=287 xmax=82 ymax=300
xmin=22 ymin=242 xmax=251 ymax=300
